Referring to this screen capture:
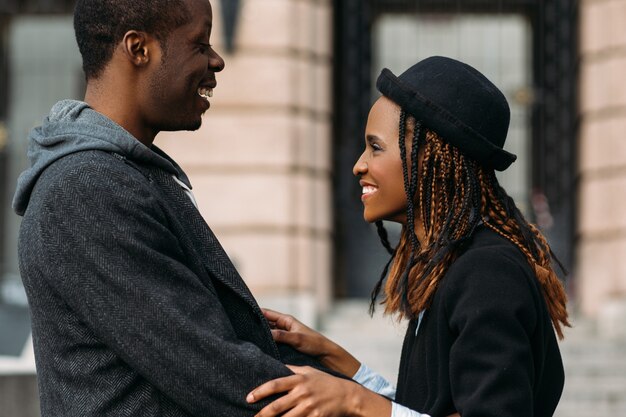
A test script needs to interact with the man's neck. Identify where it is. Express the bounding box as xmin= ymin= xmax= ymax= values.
xmin=84 ymin=80 xmax=156 ymax=147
